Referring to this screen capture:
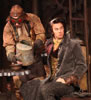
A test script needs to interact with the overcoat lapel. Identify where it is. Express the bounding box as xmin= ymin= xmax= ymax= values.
xmin=56 ymin=36 xmax=70 ymax=75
